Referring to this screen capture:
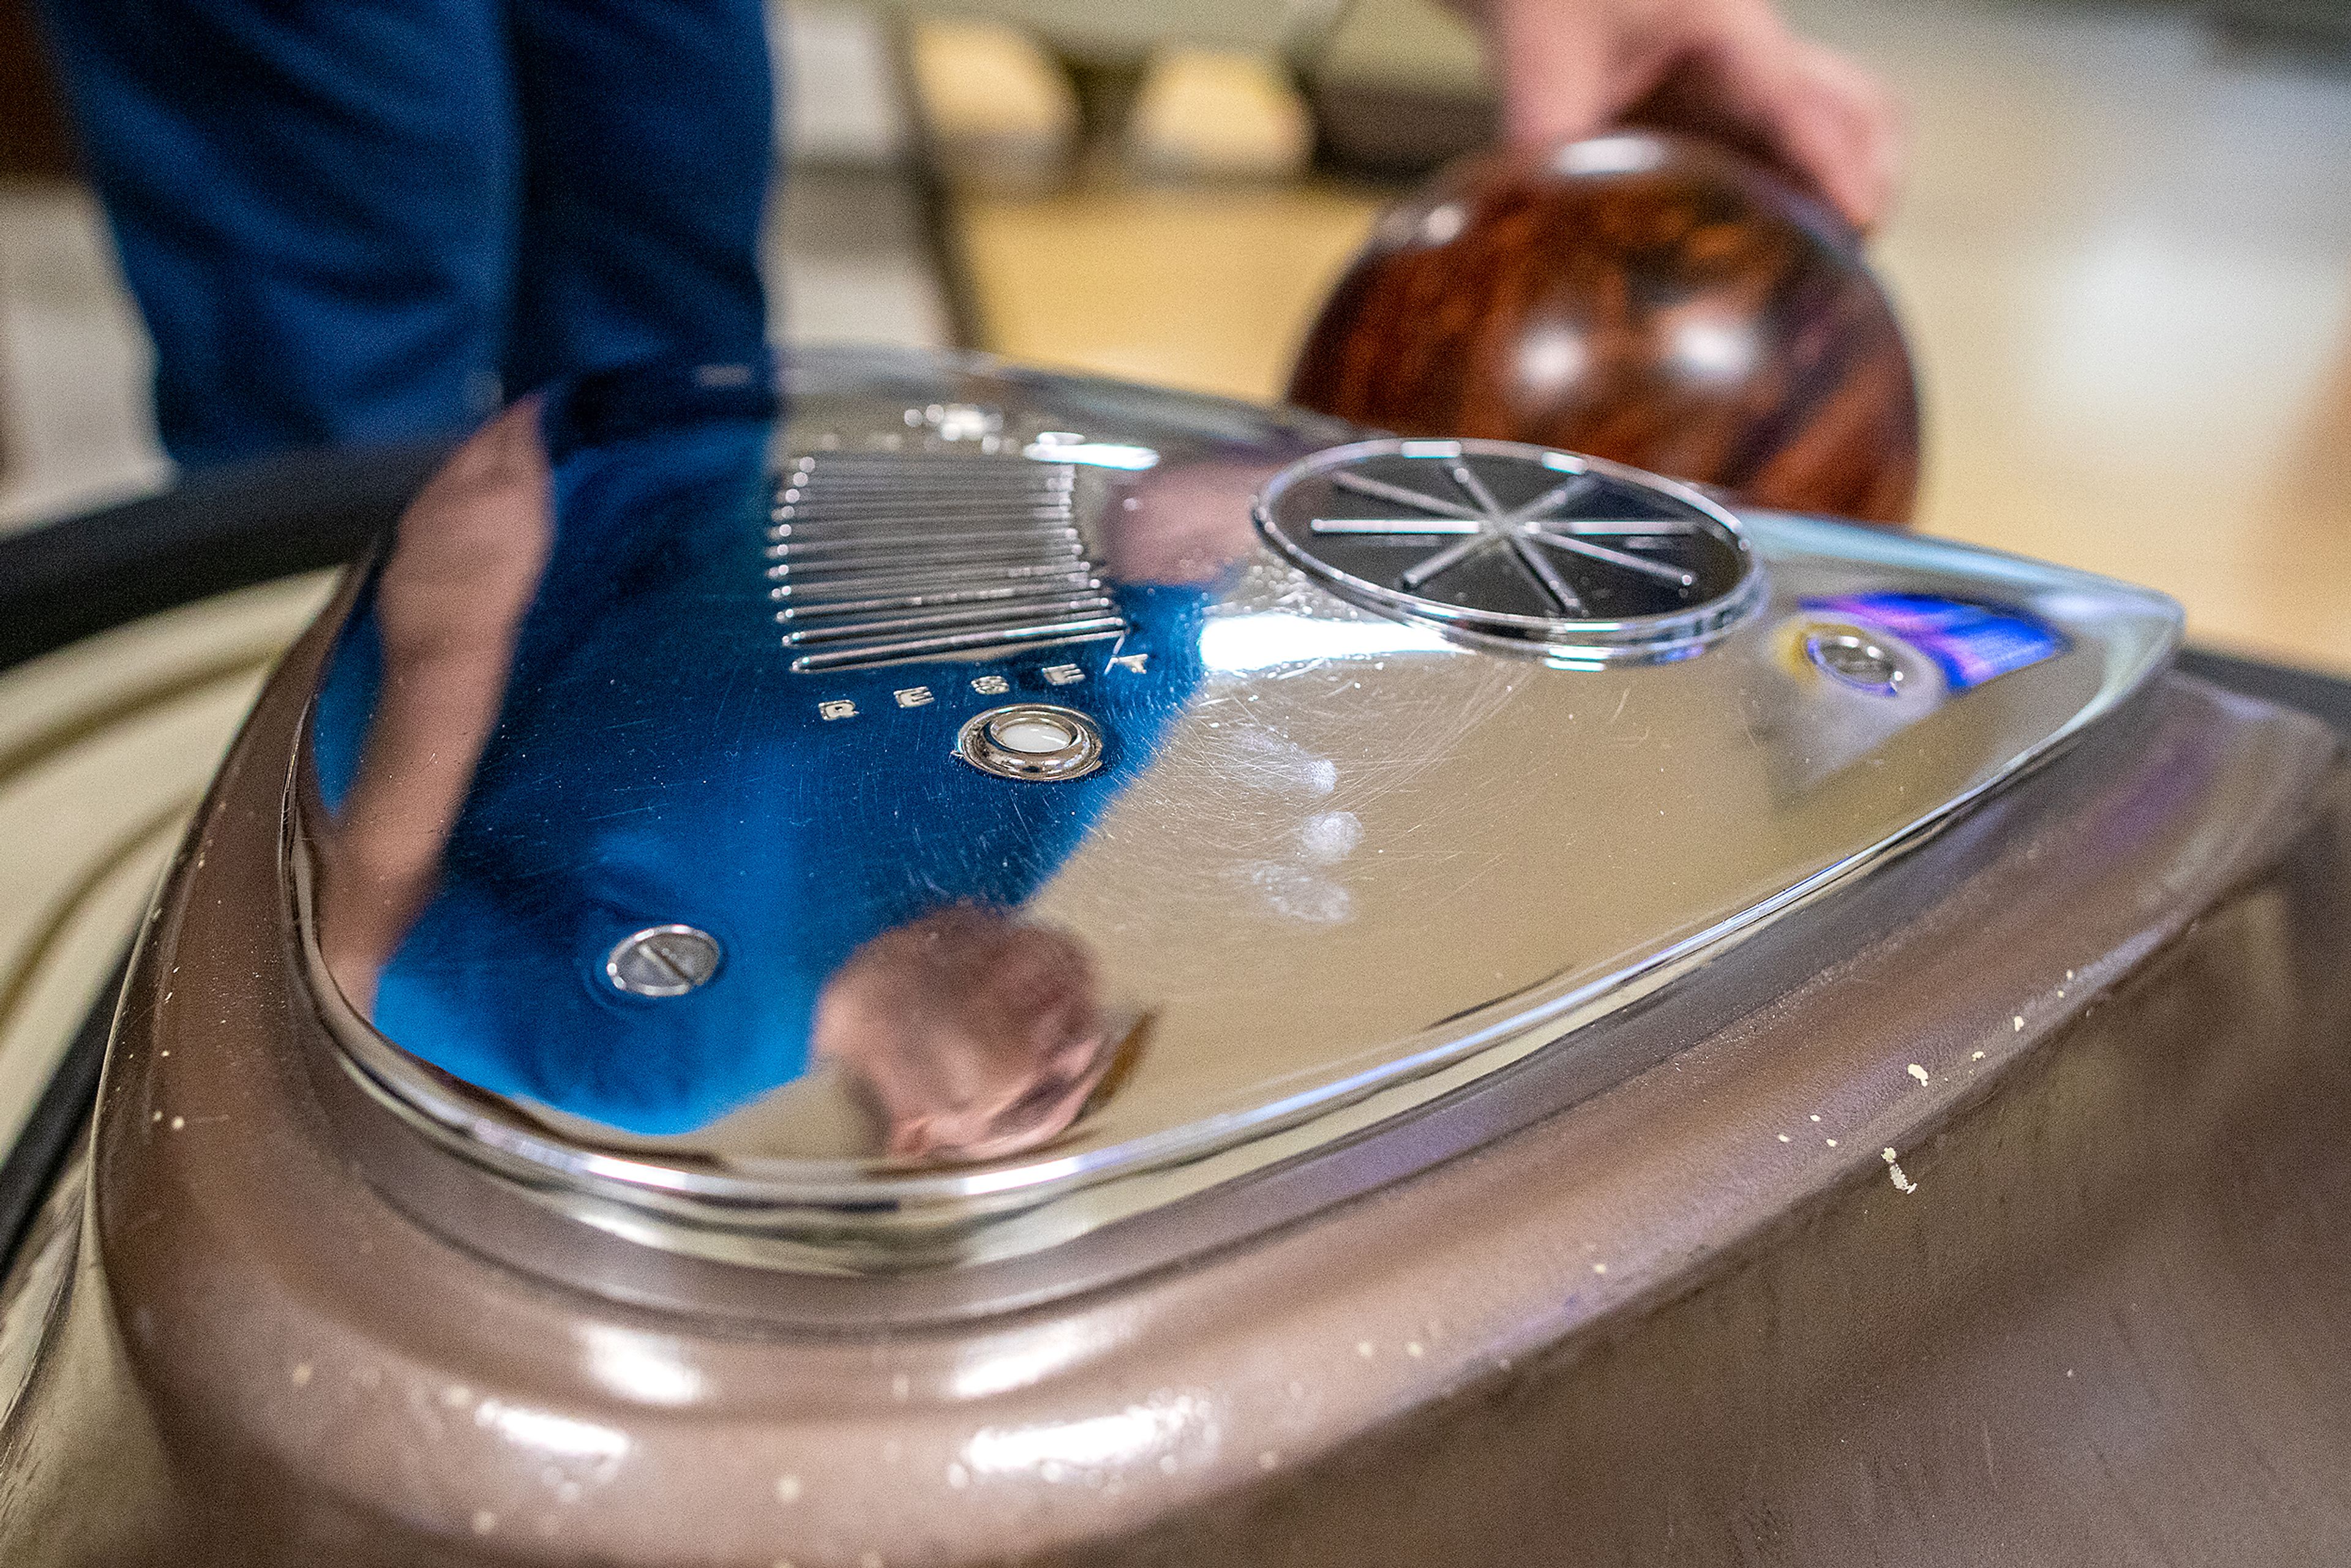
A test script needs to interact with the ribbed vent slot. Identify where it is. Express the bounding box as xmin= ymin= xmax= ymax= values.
xmin=769 ymin=453 xmax=1127 ymax=672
